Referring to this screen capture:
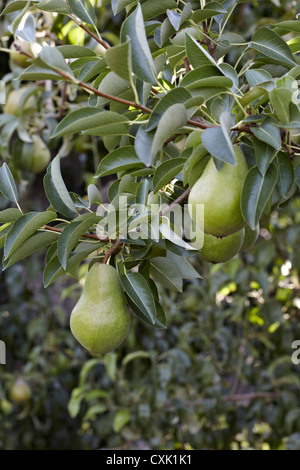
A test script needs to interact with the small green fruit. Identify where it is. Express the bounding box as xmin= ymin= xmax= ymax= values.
xmin=12 ymin=135 xmax=51 ymax=173
xmin=188 ymin=146 xmax=248 ymax=237
xmin=4 ymin=88 xmax=36 ymax=116
xmin=240 ymin=224 xmax=260 ymax=252
xmin=9 ymin=39 xmax=32 ymax=68
xmin=193 ymin=227 xmax=245 ymax=263
xmin=10 ymin=379 xmax=32 ymax=404
xmin=70 ymin=263 xmax=130 ymax=355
